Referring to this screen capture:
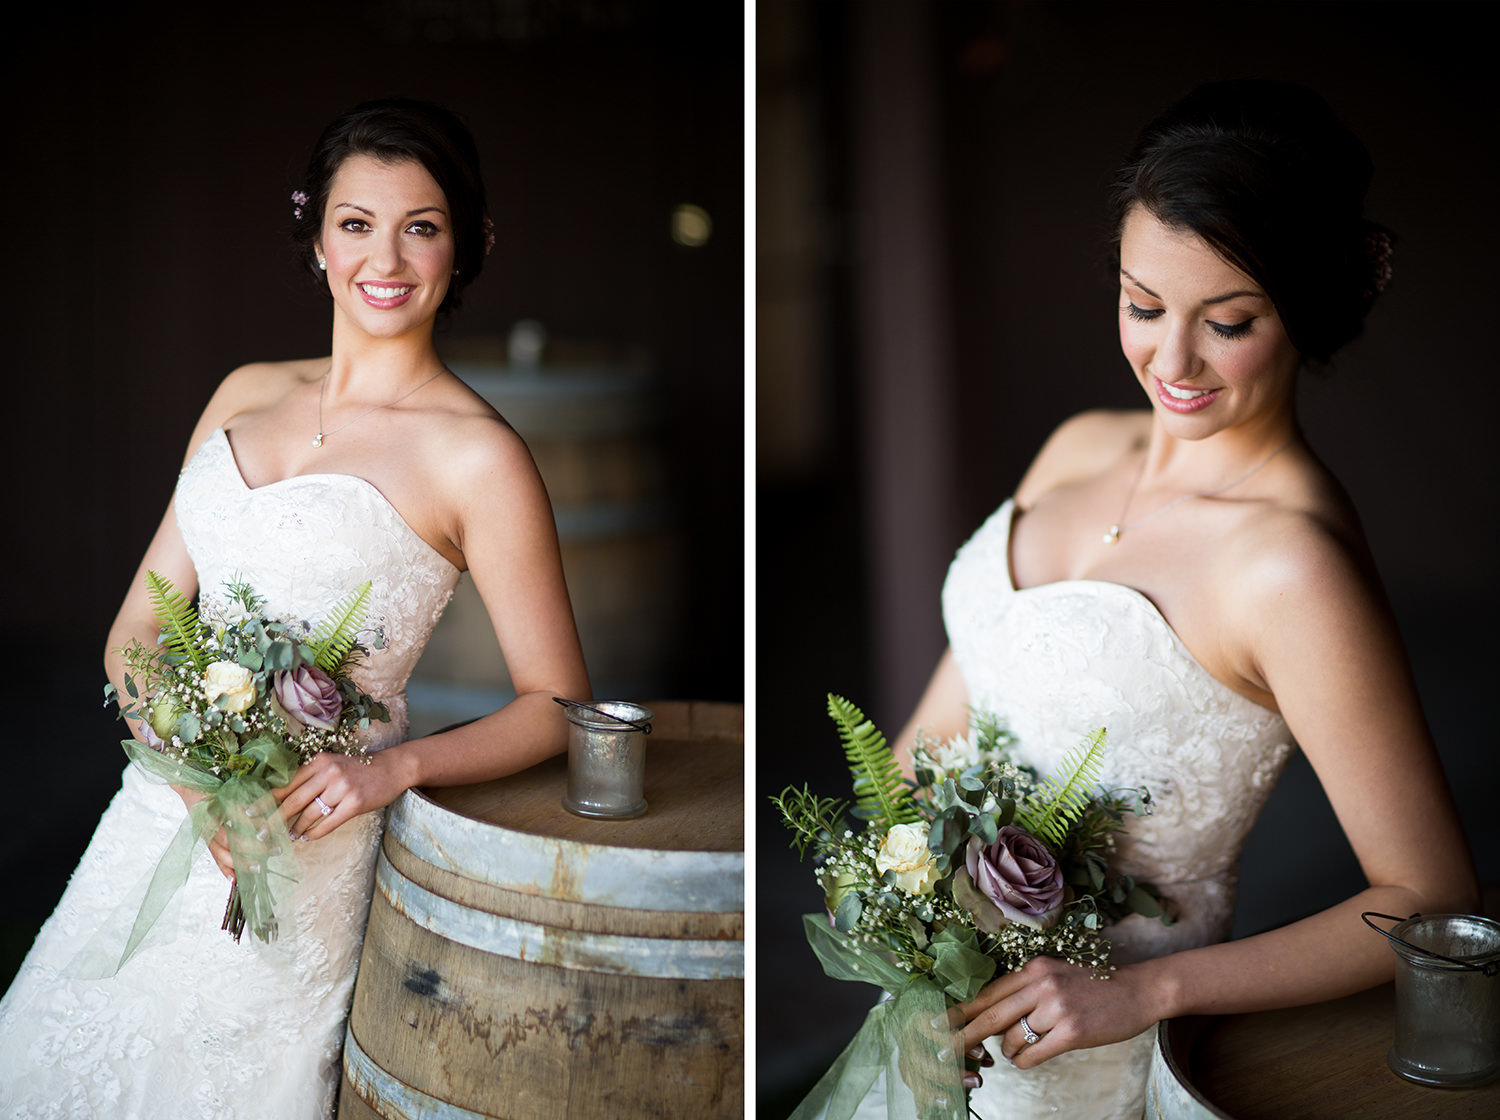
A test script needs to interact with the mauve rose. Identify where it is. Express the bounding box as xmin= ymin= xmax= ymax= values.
xmin=272 ymin=665 xmax=342 ymax=730
xmin=965 ymin=827 xmax=1065 ymax=930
